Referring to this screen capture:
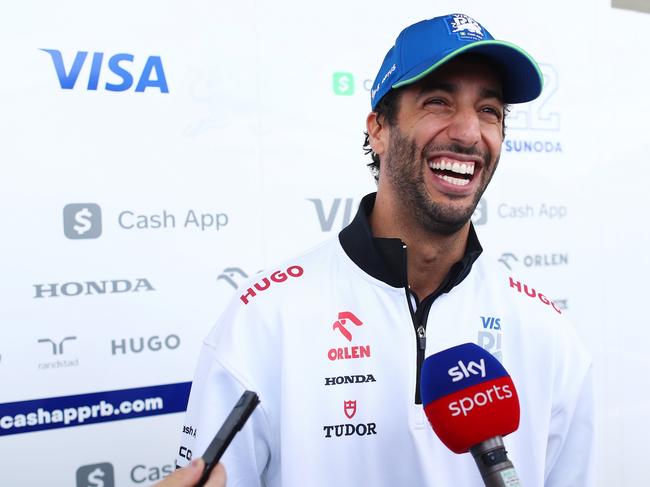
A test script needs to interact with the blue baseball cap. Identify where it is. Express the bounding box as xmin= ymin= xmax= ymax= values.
xmin=370 ymin=13 xmax=543 ymax=109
